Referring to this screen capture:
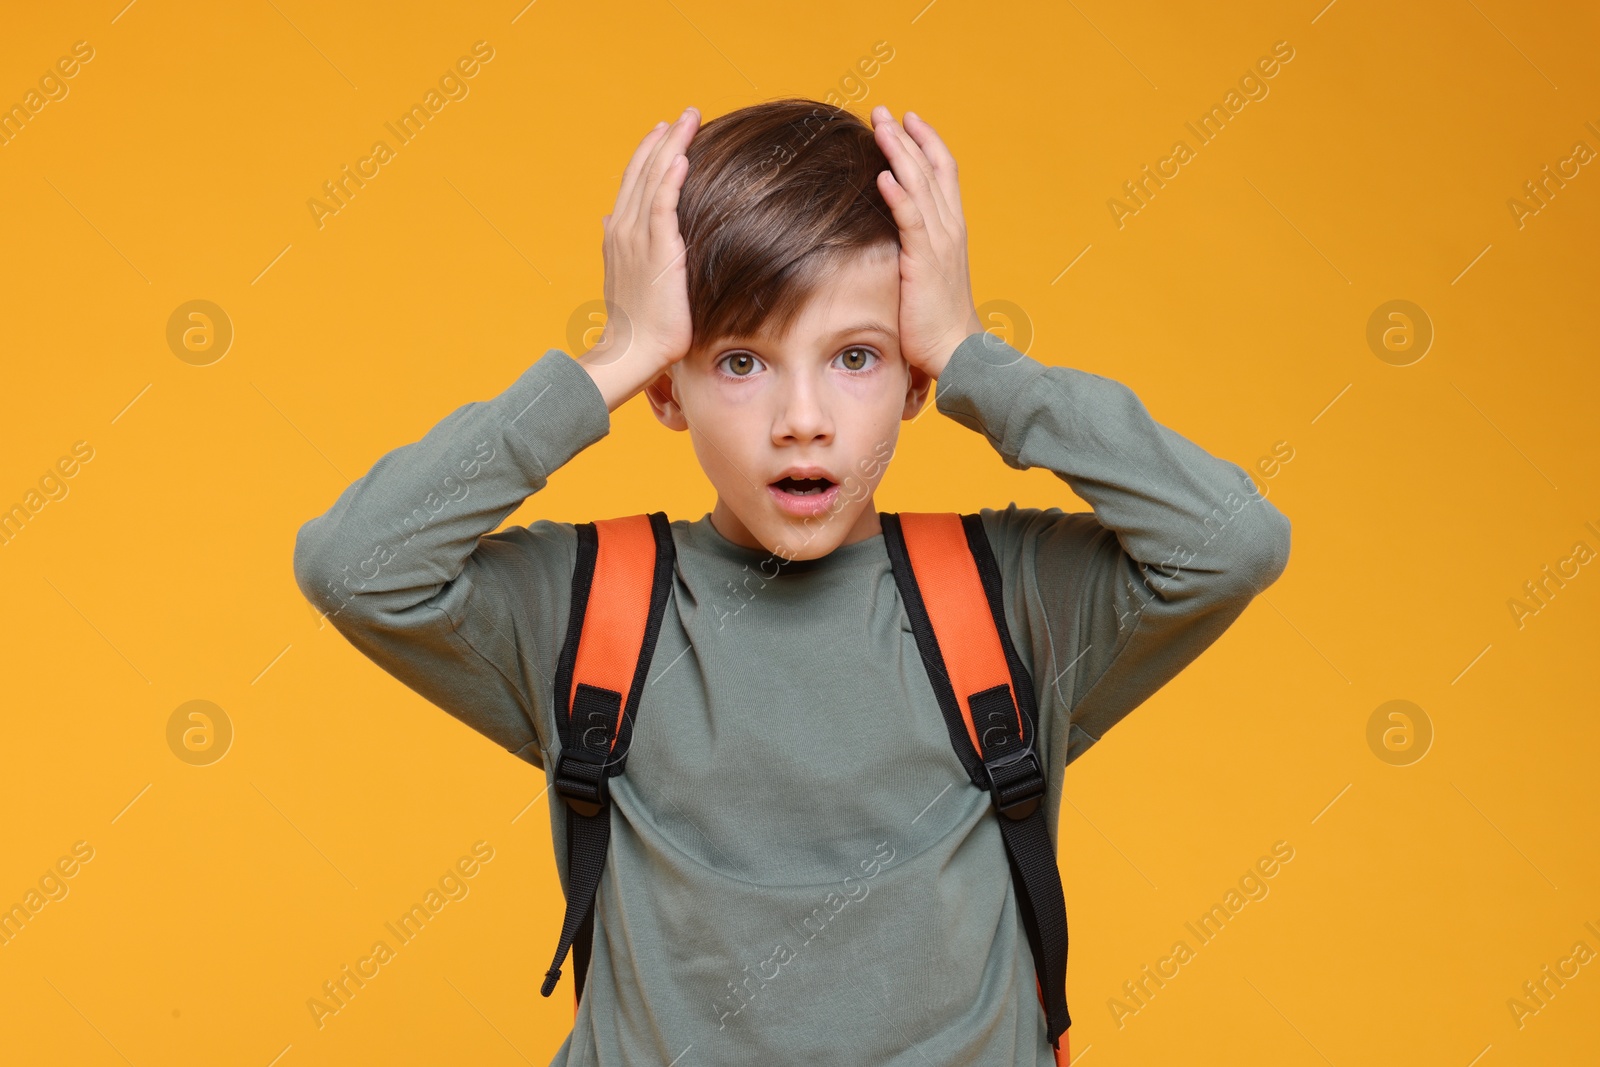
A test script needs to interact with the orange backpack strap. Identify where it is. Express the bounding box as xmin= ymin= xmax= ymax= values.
xmin=882 ymin=512 xmax=1072 ymax=1056
xmin=540 ymin=512 xmax=675 ymax=1003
